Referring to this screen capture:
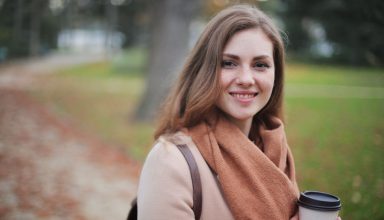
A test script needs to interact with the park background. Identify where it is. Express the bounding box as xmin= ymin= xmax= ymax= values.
xmin=0 ymin=0 xmax=383 ymax=219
